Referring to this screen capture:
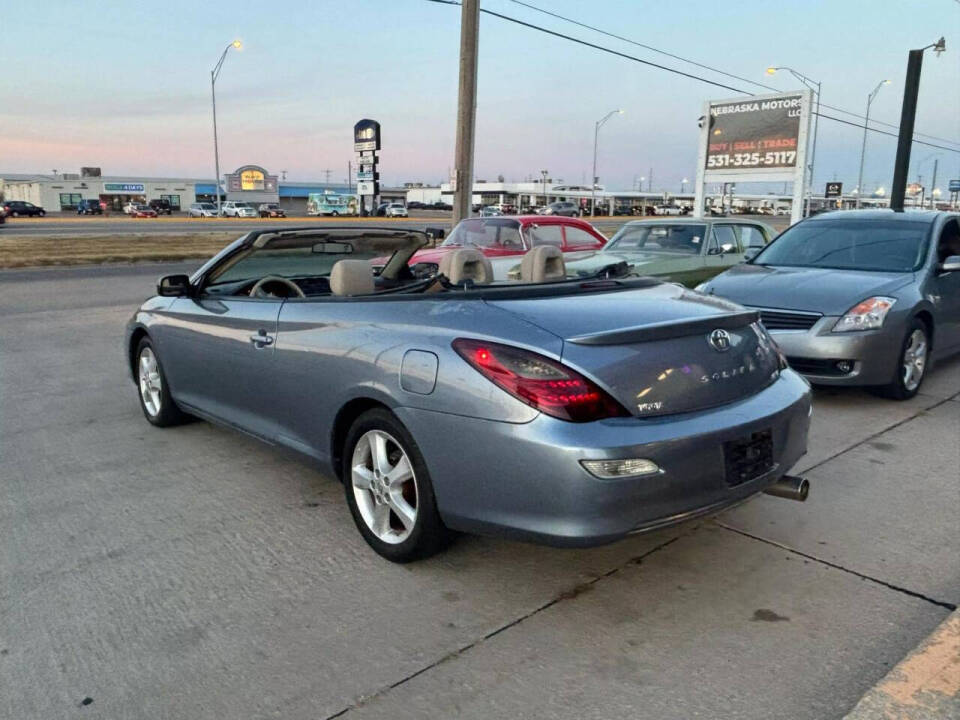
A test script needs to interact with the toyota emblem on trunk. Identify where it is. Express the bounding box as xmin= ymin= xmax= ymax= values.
xmin=708 ymin=329 xmax=731 ymax=352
